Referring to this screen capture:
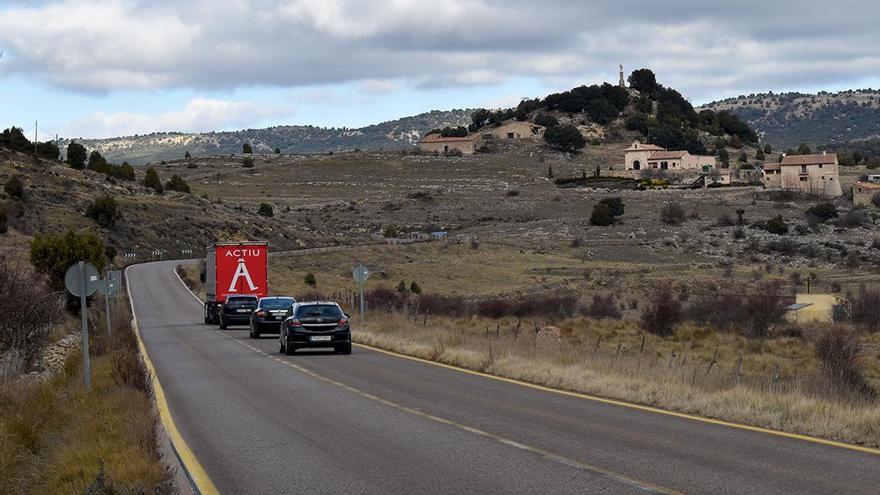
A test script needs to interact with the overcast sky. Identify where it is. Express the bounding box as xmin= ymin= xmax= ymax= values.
xmin=1 ymin=0 xmax=879 ymax=139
